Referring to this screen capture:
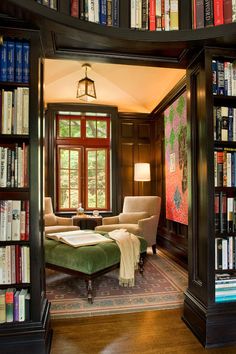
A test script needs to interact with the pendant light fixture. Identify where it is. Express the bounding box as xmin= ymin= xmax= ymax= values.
xmin=76 ymin=63 xmax=96 ymax=101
